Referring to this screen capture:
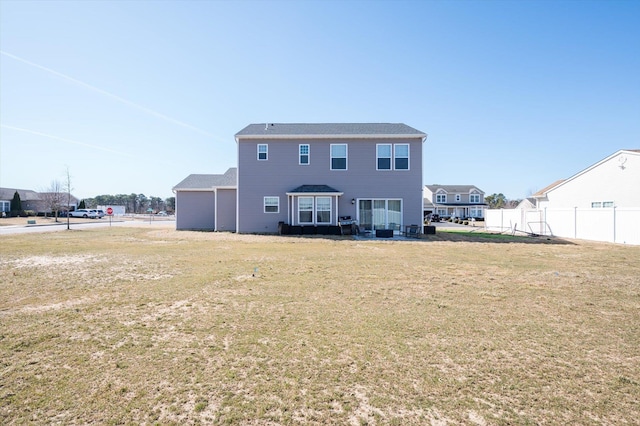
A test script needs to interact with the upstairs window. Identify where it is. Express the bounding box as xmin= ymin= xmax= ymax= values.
xmin=331 ymin=144 xmax=347 ymax=170
xmin=394 ymin=144 xmax=409 ymax=170
xmin=377 ymin=144 xmax=392 ymax=170
xmin=257 ymin=144 xmax=268 ymax=160
xmin=455 ymin=194 xmax=461 ymax=202
xmin=436 ymin=194 xmax=447 ymax=203
xmin=591 ymin=202 xmax=602 ymax=208
xmin=264 ymin=196 xmax=279 ymax=213
xmin=603 ymin=201 xmax=614 ymax=207
xmin=470 ymin=194 xmax=480 ymax=203
xmin=299 ymin=144 xmax=310 ymax=165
